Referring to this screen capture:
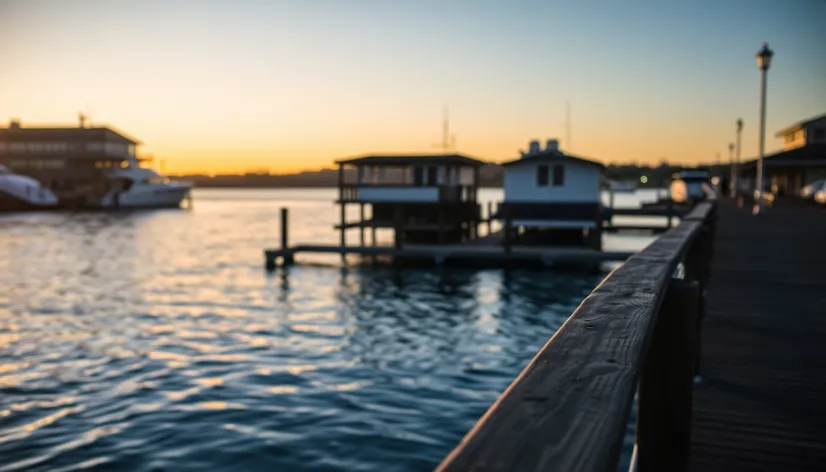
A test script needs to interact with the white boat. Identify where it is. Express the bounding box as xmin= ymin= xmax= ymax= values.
xmin=606 ymin=180 xmax=637 ymax=193
xmin=100 ymin=161 xmax=192 ymax=209
xmin=0 ymin=165 xmax=58 ymax=212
